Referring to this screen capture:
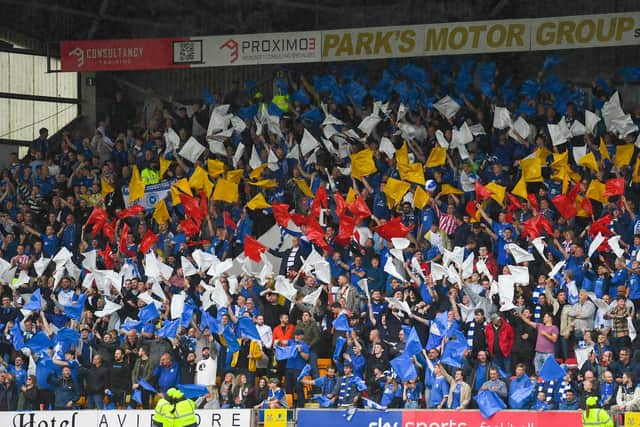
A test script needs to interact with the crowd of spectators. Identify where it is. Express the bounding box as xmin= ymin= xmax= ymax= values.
xmin=0 ymin=57 xmax=639 ymax=416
